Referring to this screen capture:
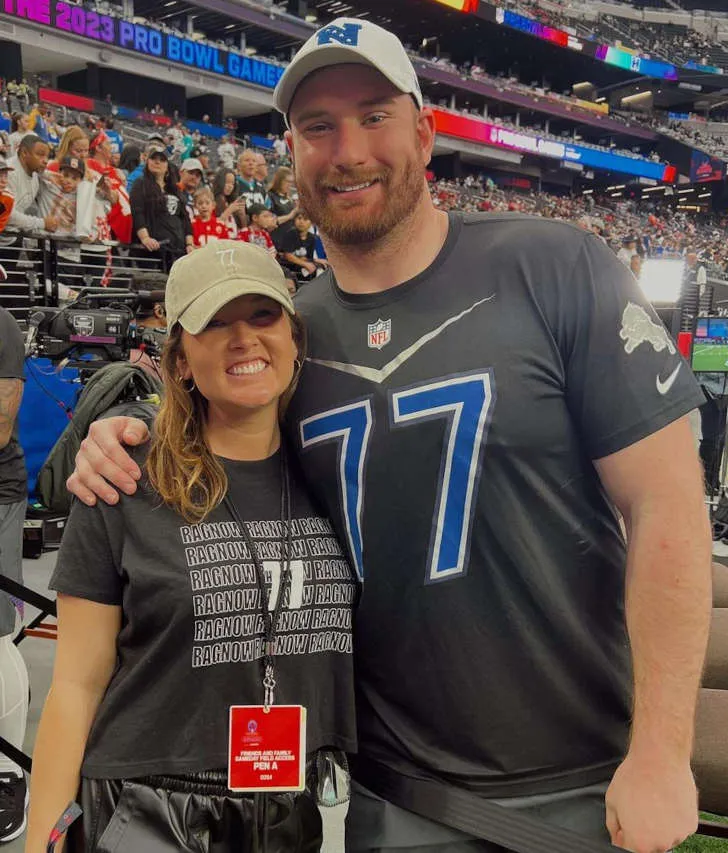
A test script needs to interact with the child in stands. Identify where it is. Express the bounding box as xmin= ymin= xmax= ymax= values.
xmin=191 ymin=187 xmax=229 ymax=247
xmin=236 ymin=203 xmax=277 ymax=255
